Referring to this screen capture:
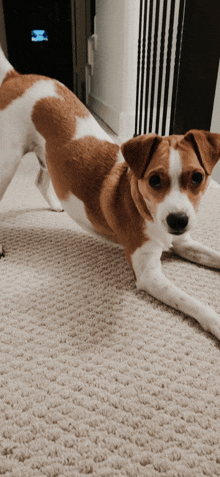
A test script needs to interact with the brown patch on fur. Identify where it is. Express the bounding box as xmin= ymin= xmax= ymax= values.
xmin=121 ymin=133 xmax=162 ymax=179
xmin=32 ymin=81 xmax=89 ymax=144
xmin=100 ymin=164 xmax=148 ymax=264
xmin=168 ymin=134 xmax=184 ymax=148
xmin=177 ymin=136 xmax=209 ymax=210
xmin=183 ymin=130 xmax=220 ymax=175
xmin=137 ymin=139 xmax=171 ymax=214
xmin=130 ymin=174 xmax=153 ymax=222
xmin=47 ymin=136 xmax=120 ymax=235
xmin=1 ymin=69 xmax=20 ymax=83
xmin=0 ymin=71 xmax=49 ymax=110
